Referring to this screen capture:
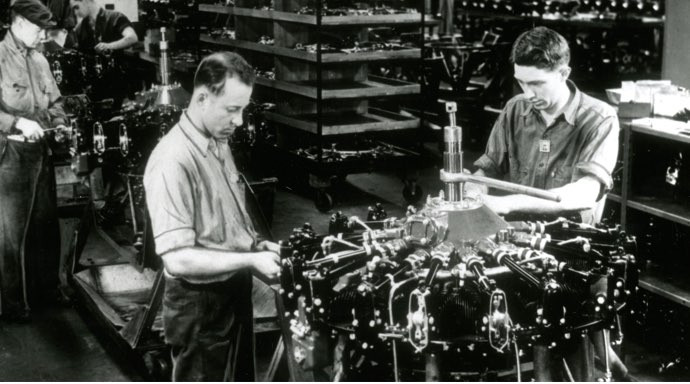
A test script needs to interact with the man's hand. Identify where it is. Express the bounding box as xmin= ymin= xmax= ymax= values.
xmin=251 ymin=251 xmax=281 ymax=284
xmin=15 ymin=118 xmax=44 ymax=141
xmin=482 ymin=195 xmax=510 ymax=216
xmin=94 ymin=42 xmax=112 ymax=53
xmin=257 ymin=240 xmax=281 ymax=254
